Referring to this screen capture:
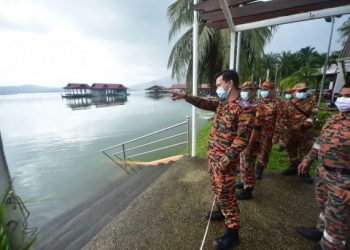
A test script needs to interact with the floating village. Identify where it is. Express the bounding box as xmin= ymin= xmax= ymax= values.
xmin=61 ymin=82 xmax=212 ymax=110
